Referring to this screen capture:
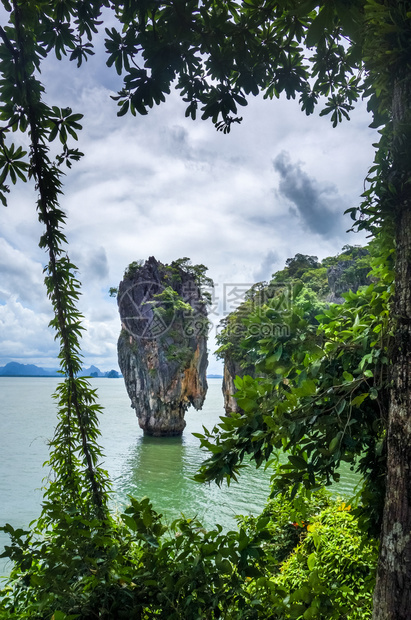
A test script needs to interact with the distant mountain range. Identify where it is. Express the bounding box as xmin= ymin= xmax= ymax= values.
xmin=0 ymin=362 xmax=222 ymax=379
xmin=0 ymin=362 xmax=121 ymax=378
